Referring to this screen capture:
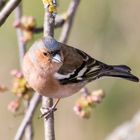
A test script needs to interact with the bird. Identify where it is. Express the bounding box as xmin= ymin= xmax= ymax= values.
xmin=22 ymin=36 xmax=139 ymax=98
xmin=22 ymin=36 xmax=139 ymax=118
